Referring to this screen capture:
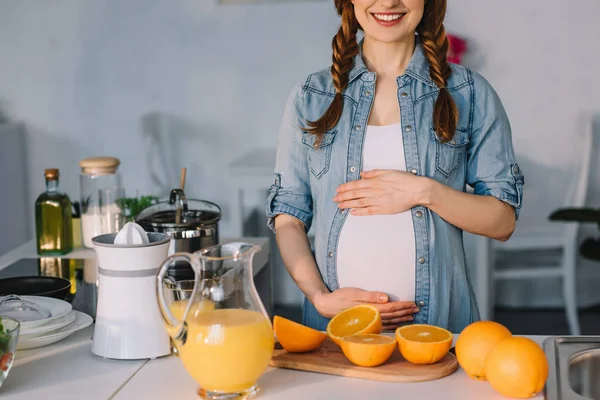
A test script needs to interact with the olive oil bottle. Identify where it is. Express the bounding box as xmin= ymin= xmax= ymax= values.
xmin=35 ymin=168 xmax=73 ymax=255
